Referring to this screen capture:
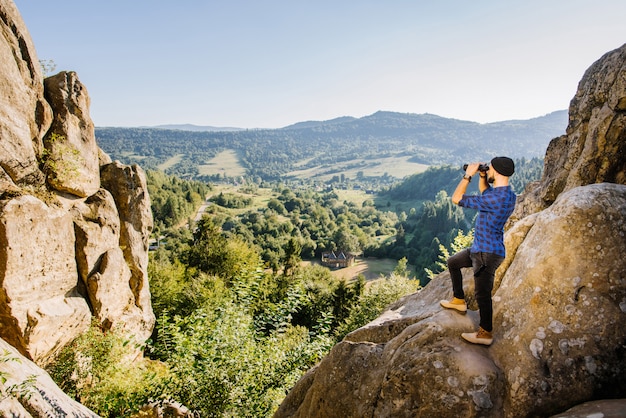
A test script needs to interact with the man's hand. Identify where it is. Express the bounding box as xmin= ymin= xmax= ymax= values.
xmin=465 ymin=162 xmax=482 ymax=177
